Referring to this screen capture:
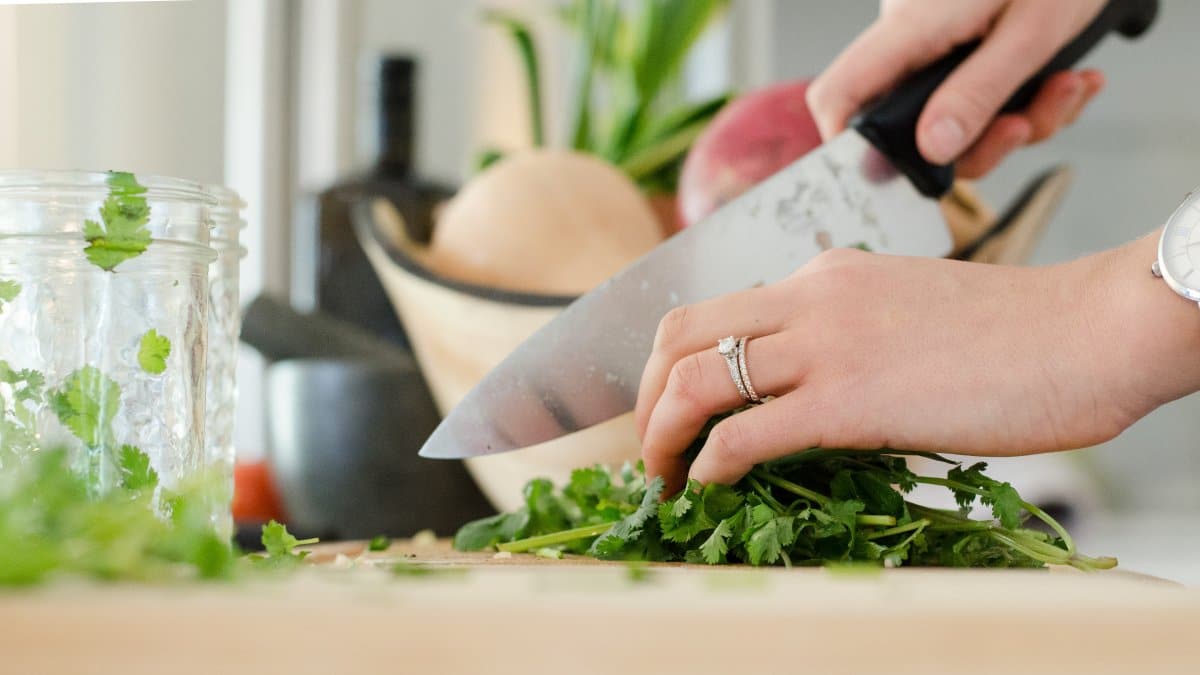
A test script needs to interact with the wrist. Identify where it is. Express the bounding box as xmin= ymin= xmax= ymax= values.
xmin=1090 ymin=229 xmax=1200 ymax=412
